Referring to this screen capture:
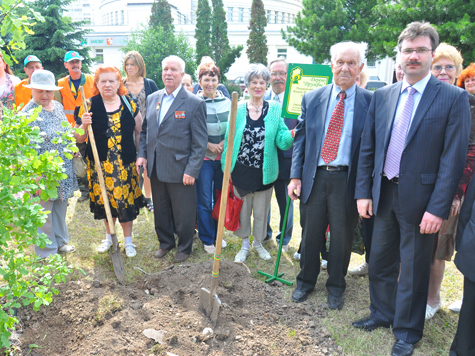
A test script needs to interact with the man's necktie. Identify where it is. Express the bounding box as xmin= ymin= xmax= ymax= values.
xmin=321 ymin=91 xmax=346 ymax=164
xmin=384 ymin=87 xmax=417 ymax=179
xmin=274 ymin=94 xmax=280 ymax=103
